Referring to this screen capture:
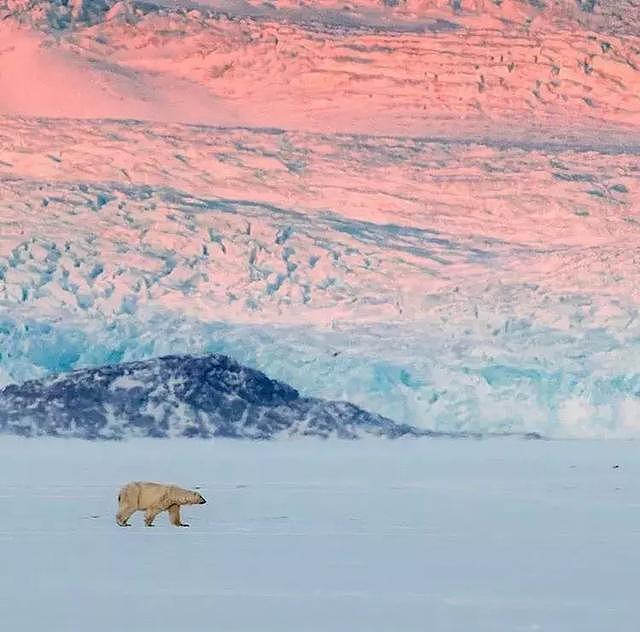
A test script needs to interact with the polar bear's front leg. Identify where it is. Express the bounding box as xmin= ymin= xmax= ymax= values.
xmin=144 ymin=494 xmax=173 ymax=526
xmin=168 ymin=504 xmax=189 ymax=527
